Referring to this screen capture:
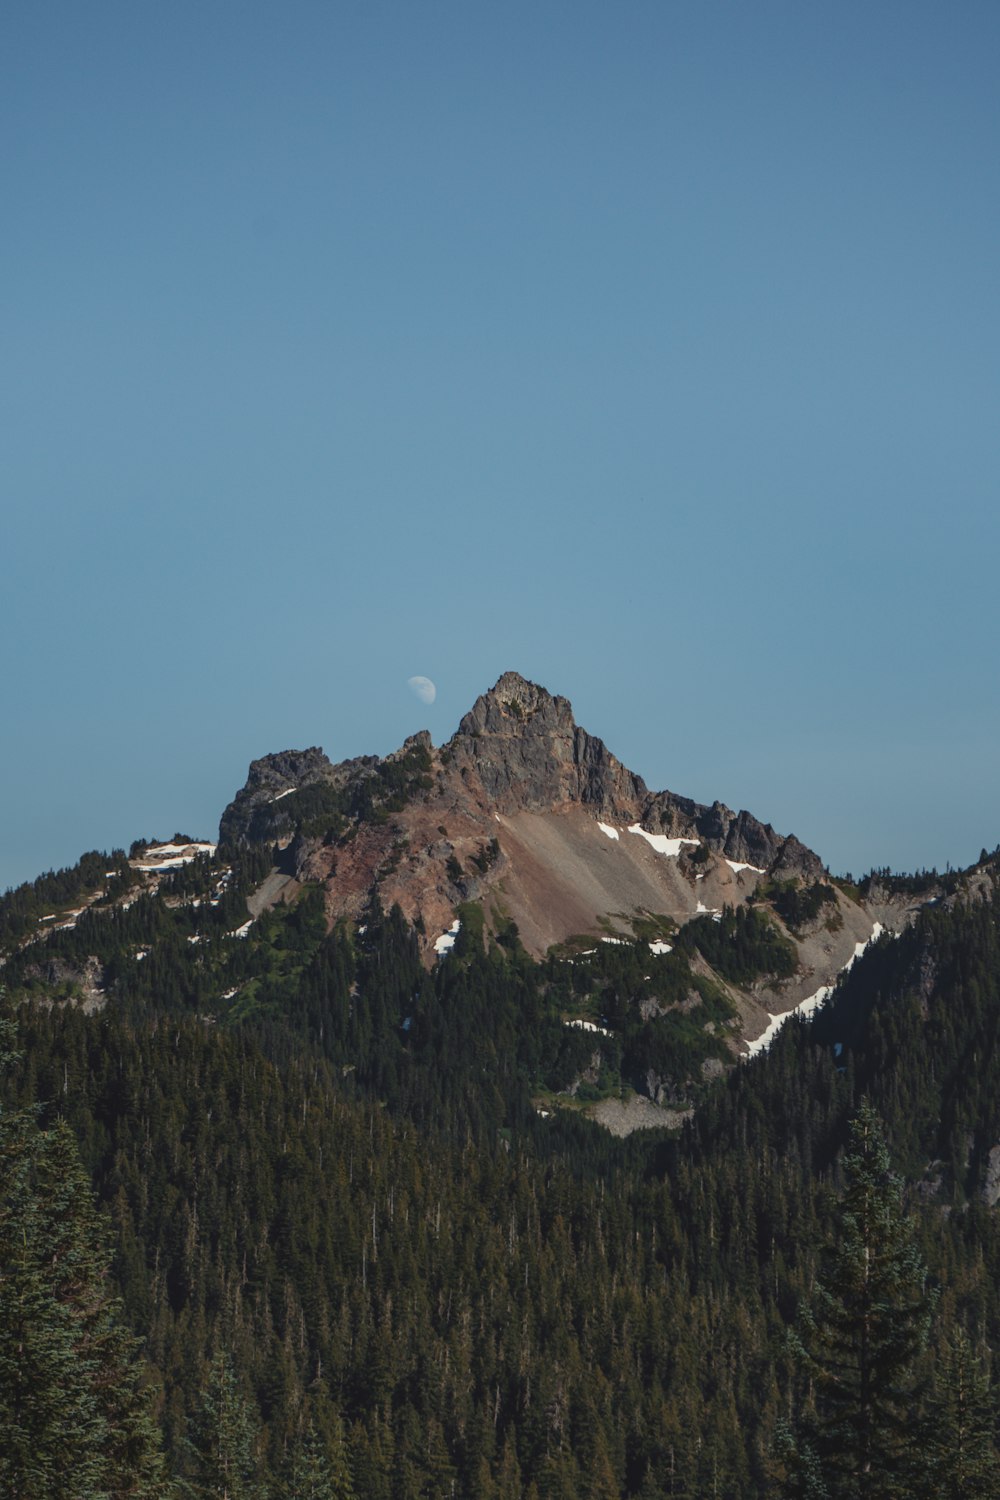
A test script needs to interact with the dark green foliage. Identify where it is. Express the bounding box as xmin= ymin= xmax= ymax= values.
xmin=781 ymin=1102 xmax=934 ymax=1498
xmin=627 ymin=912 xmax=676 ymax=945
xmin=286 ymin=1418 xmax=356 ymax=1499
xmin=365 ymin=741 xmax=434 ymax=815
xmin=5 ymin=857 xmax=1000 ymax=1495
xmin=299 ymin=743 xmax=434 ymax=834
xmin=677 ymin=905 xmax=798 ymax=985
xmin=811 ymin=882 xmax=1000 ymax=1191
xmin=472 ymin=837 xmax=501 ymax=874
xmin=541 ymin=936 xmax=739 ymax=1102
xmin=238 ymin=744 xmax=434 ymax=846
xmin=0 ymin=848 xmax=132 ymax=950
xmin=755 ymin=879 xmax=839 ymax=933
xmin=854 ymin=867 xmax=964 ymax=900
xmin=188 ymin=1351 xmax=265 ymax=1498
xmin=920 ymin=1328 xmax=1000 ymax=1498
xmin=0 ymin=1009 xmax=167 ymax=1500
